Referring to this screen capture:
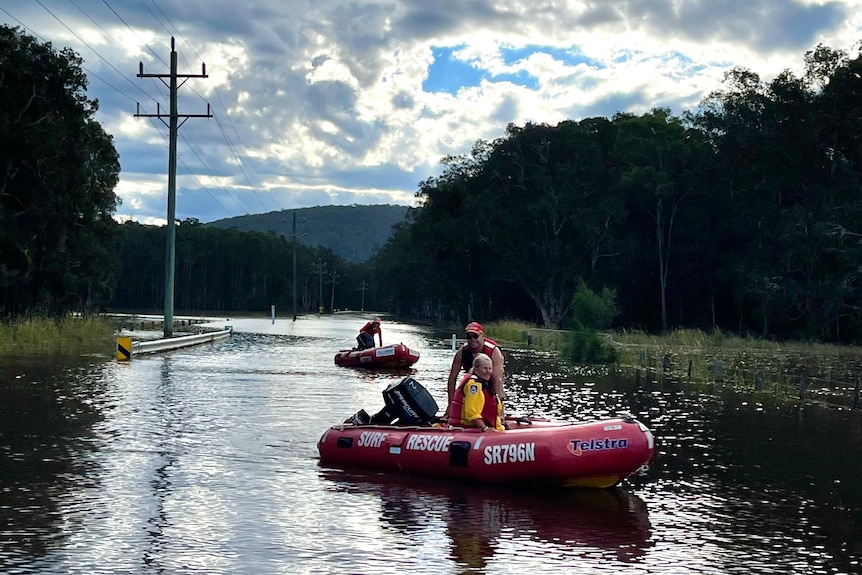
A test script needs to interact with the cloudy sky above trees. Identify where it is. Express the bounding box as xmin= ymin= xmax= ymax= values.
xmin=3 ymin=1 xmax=861 ymax=224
